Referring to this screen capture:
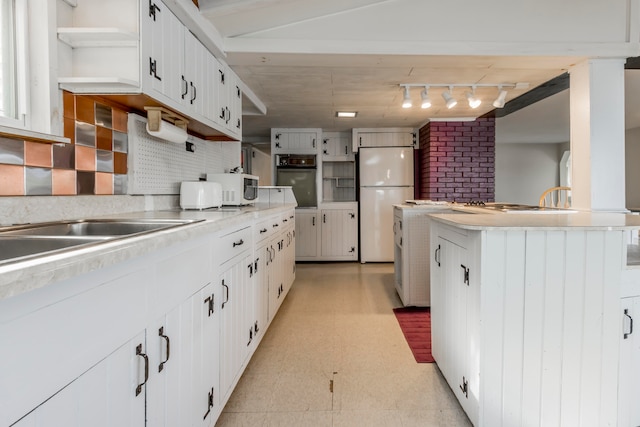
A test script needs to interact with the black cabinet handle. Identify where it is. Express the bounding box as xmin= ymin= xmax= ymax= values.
xmin=190 ymin=81 xmax=196 ymax=104
xmin=233 ymin=239 xmax=244 ymax=247
xmin=203 ymin=387 xmax=214 ymax=420
xmin=204 ymin=294 xmax=214 ymax=316
xmin=148 ymin=0 xmax=161 ymax=20
xmin=135 ymin=344 xmax=149 ymax=396
xmin=149 ymin=58 xmax=161 ymax=81
xmin=158 ymin=326 xmax=170 ymax=372
xmin=435 ymin=244 xmax=441 ymax=267
xmin=181 ymin=75 xmax=188 ymax=99
xmin=624 ymin=309 xmax=634 ymax=339
xmin=461 ymin=264 xmax=470 ymax=285
xmin=222 ymin=280 xmax=229 ymax=309
xmin=260 ymin=228 xmax=267 ymax=233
